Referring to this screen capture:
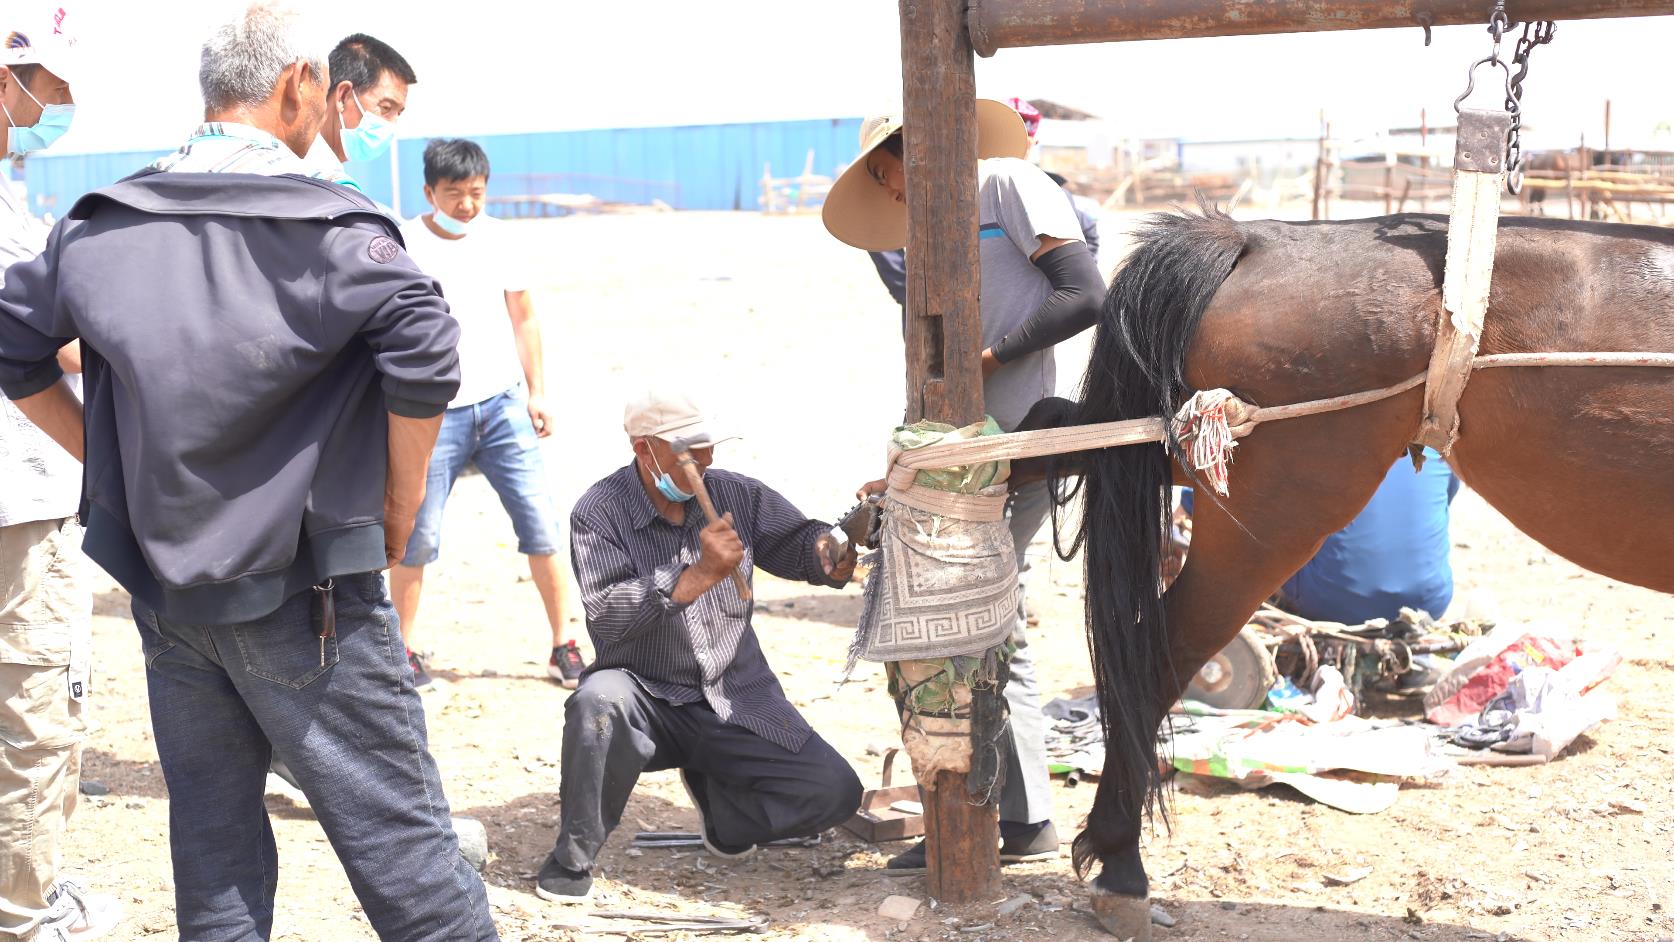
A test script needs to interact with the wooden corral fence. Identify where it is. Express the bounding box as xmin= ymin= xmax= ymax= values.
xmin=896 ymin=0 xmax=1674 ymax=906
xmin=760 ymin=149 xmax=835 ymax=214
